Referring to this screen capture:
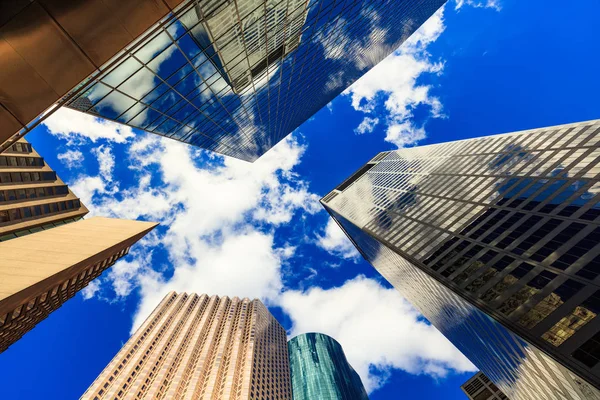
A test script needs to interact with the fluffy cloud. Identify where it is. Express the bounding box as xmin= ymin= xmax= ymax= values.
xmin=355 ymin=117 xmax=379 ymax=135
xmin=44 ymin=107 xmax=134 ymax=143
xmin=280 ymin=276 xmax=477 ymax=393
xmin=57 ymin=150 xmax=84 ymax=169
xmin=59 ymin=127 xmax=321 ymax=334
xmin=316 ymin=218 xmax=360 ymax=260
xmin=92 ymin=145 xmax=115 ymax=181
xmin=455 ymin=0 xmax=501 ymax=11
xmin=343 ymin=8 xmax=445 ymax=148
